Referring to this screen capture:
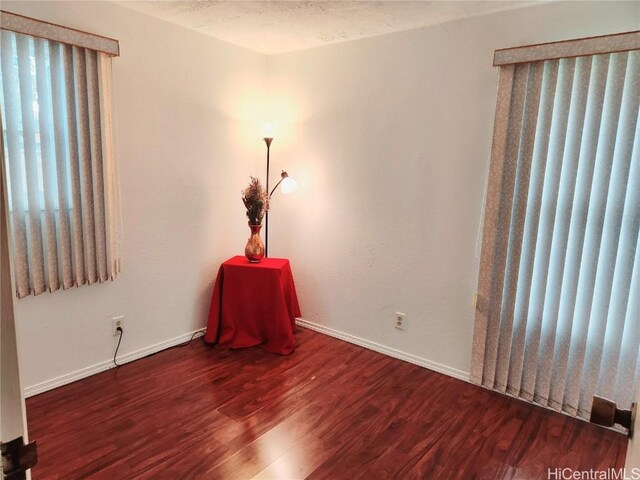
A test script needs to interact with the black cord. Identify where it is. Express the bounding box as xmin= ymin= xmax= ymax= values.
xmin=112 ymin=330 xmax=205 ymax=367
xmin=169 ymin=330 xmax=204 ymax=349
xmin=113 ymin=326 xmax=124 ymax=367
xmin=136 ymin=331 xmax=206 ymax=361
